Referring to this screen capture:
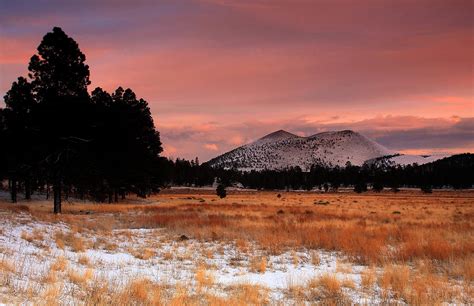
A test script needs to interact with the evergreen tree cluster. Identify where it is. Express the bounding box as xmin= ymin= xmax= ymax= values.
xmin=159 ymin=154 xmax=474 ymax=192
xmin=0 ymin=27 xmax=163 ymax=212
